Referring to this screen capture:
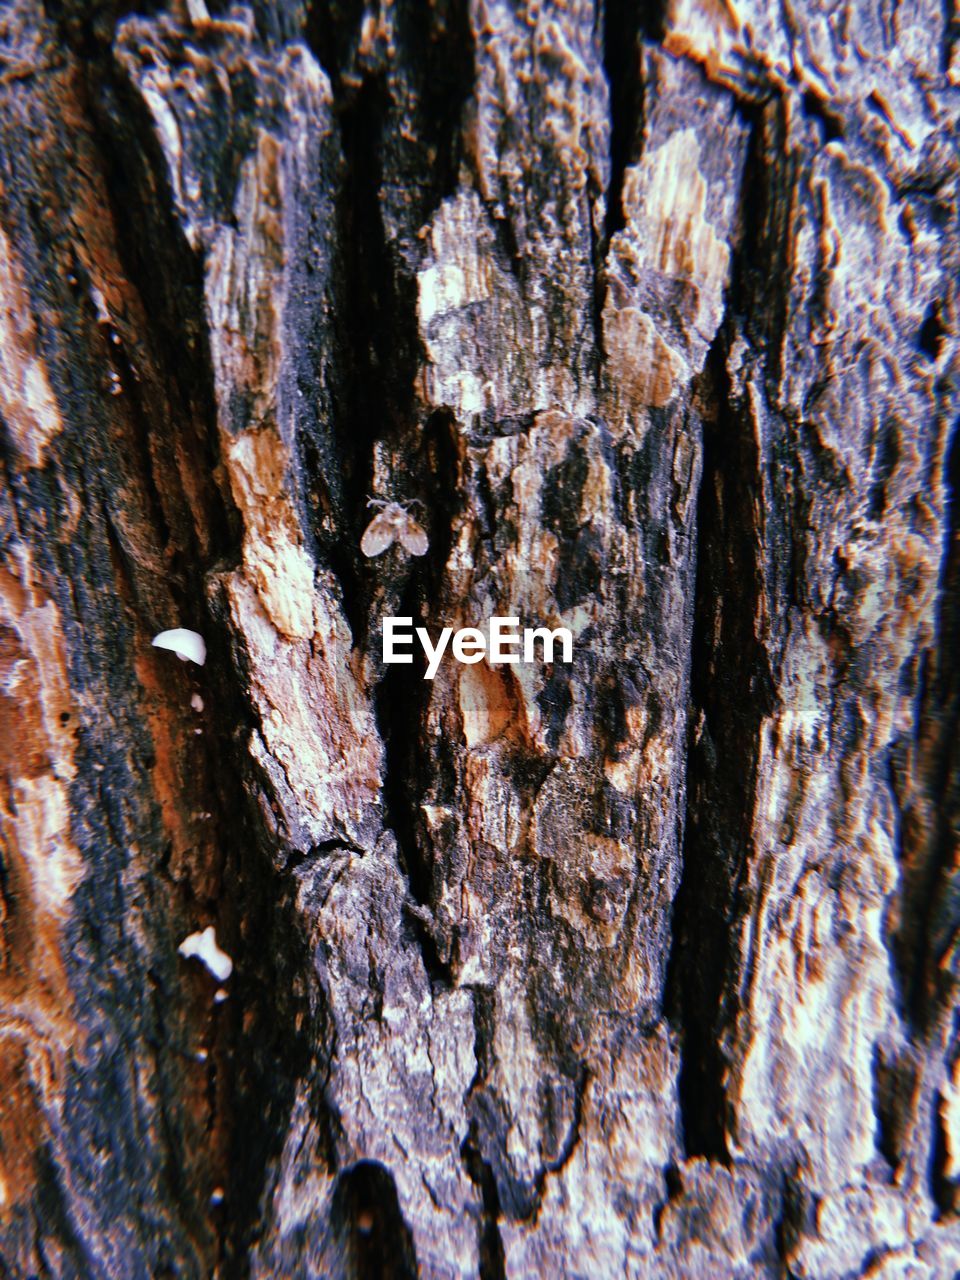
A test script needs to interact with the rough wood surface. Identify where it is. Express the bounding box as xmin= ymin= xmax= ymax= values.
xmin=0 ymin=0 xmax=957 ymax=1276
